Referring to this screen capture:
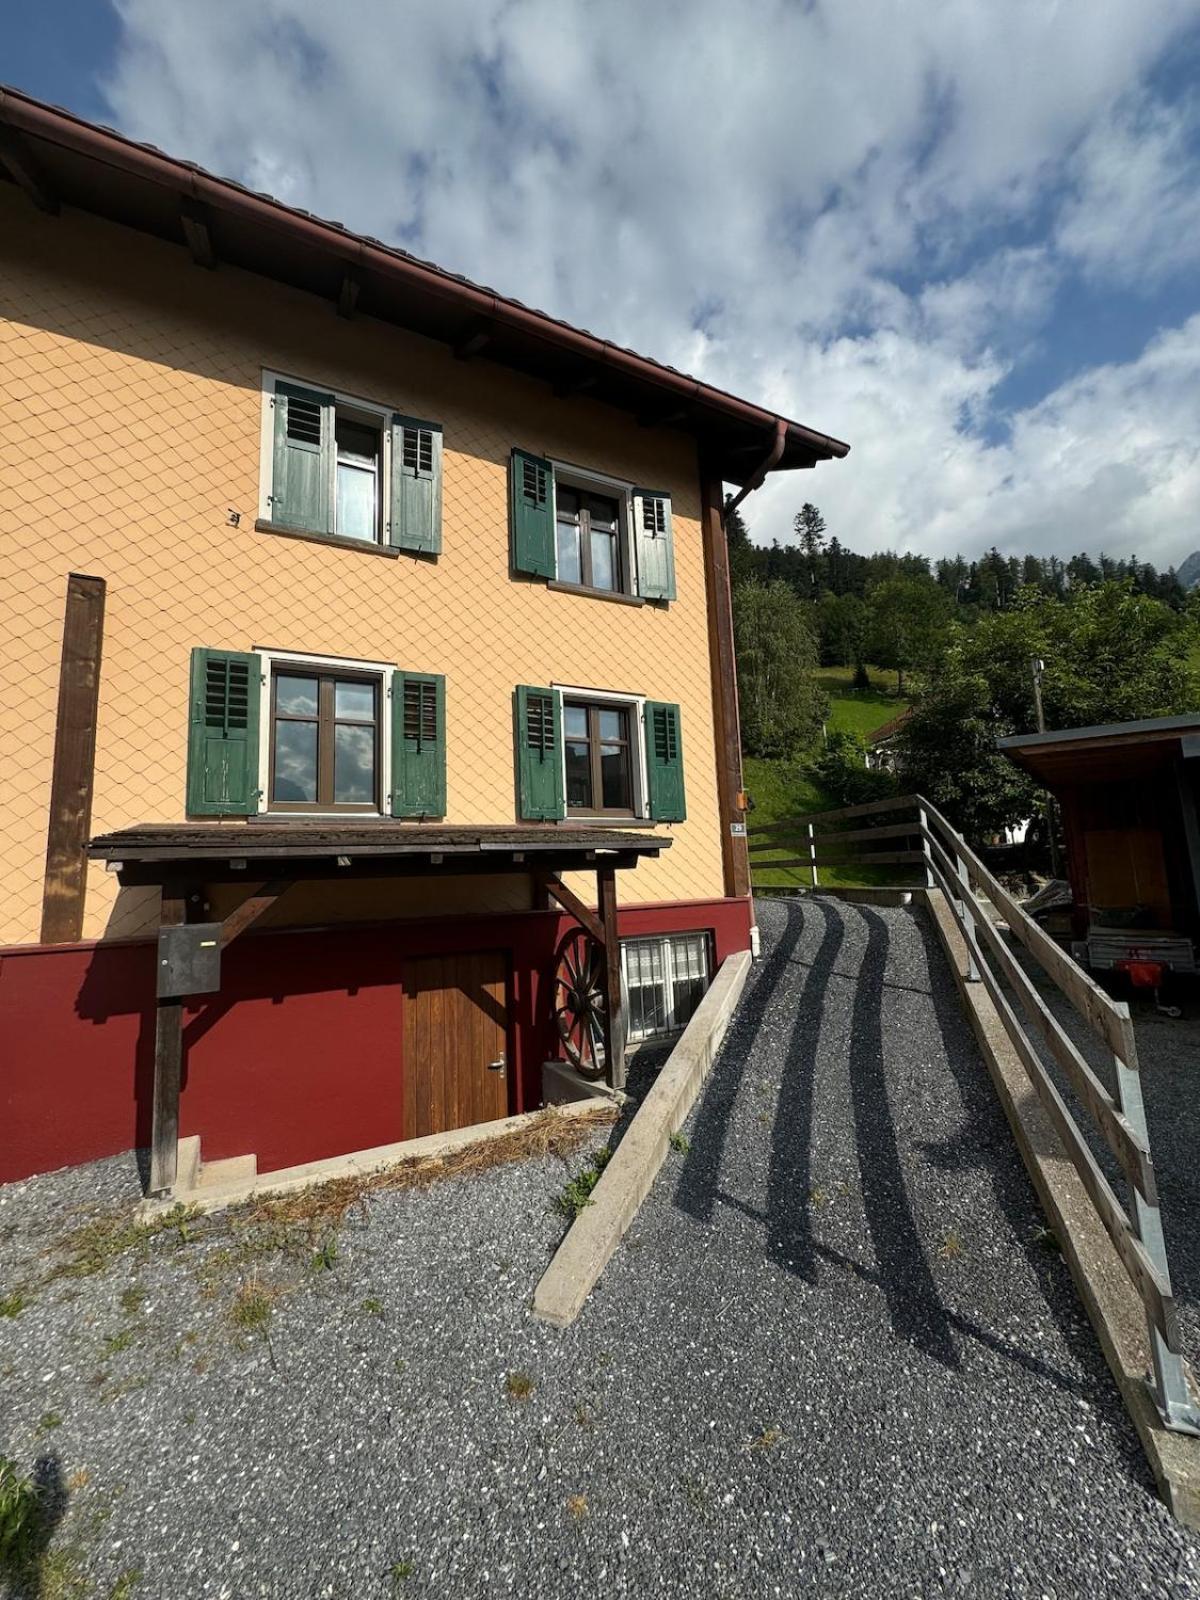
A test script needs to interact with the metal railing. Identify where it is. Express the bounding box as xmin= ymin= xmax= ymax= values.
xmin=748 ymin=791 xmax=1200 ymax=1434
